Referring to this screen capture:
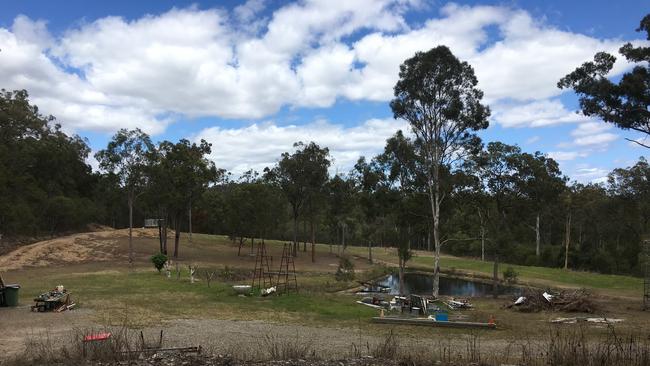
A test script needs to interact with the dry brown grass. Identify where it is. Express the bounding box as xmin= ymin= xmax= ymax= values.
xmin=3 ymin=319 xmax=649 ymax=366
xmin=2 ymin=324 xmax=141 ymax=366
